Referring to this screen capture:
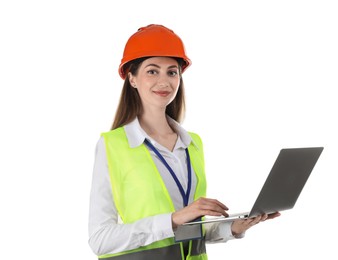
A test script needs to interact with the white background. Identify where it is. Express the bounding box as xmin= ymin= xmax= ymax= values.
xmin=1 ymin=0 xmax=337 ymax=259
